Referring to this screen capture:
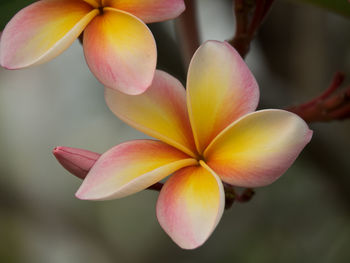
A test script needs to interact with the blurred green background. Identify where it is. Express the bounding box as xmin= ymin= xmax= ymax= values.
xmin=1 ymin=0 xmax=350 ymax=262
